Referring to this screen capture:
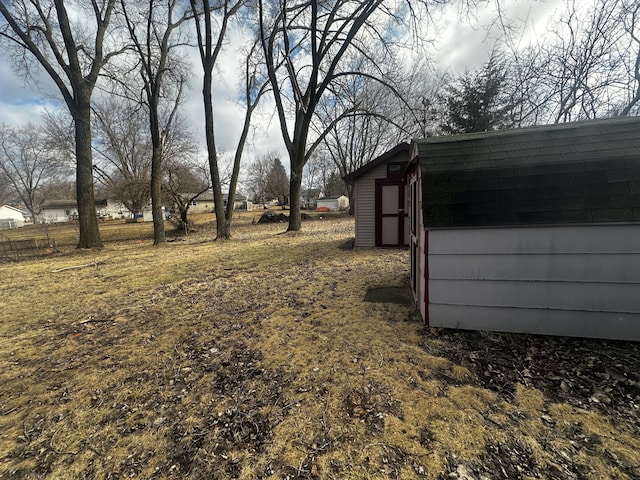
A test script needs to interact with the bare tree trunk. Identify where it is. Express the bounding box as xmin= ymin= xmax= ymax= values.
xmin=150 ymin=142 xmax=165 ymax=245
xmin=203 ymin=70 xmax=229 ymax=239
xmin=288 ymin=158 xmax=304 ymax=231
xmin=74 ymin=100 xmax=103 ymax=248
